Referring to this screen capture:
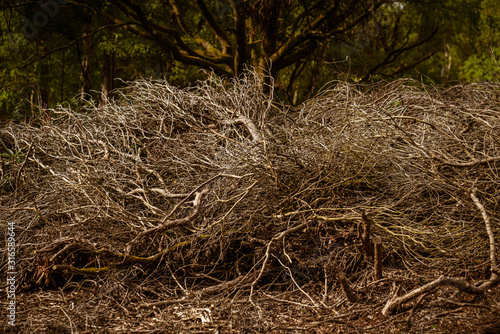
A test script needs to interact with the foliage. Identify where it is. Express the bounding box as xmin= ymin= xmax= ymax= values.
xmin=458 ymin=0 xmax=500 ymax=81
xmin=0 ymin=0 xmax=498 ymax=115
